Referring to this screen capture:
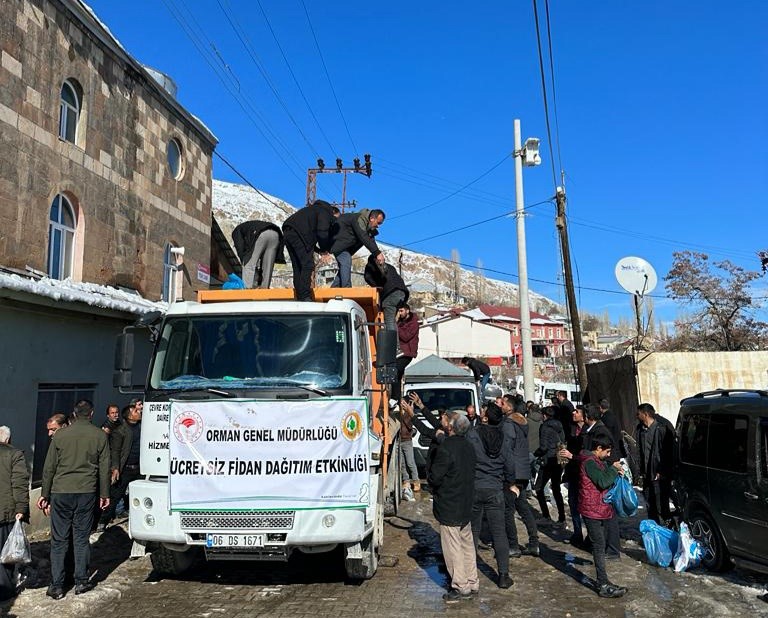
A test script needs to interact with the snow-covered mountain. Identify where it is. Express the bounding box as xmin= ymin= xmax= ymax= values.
xmin=212 ymin=179 xmax=560 ymax=313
